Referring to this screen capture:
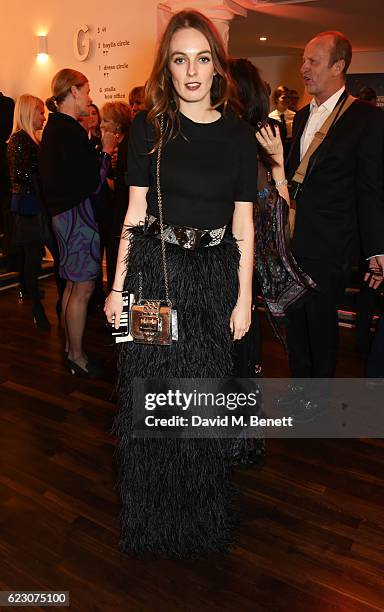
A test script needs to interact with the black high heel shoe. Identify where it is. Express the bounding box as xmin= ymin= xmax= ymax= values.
xmin=65 ymin=357 xmax=104 ymax=379
xmin=32 ymin=302 xmax=51 ymax=331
